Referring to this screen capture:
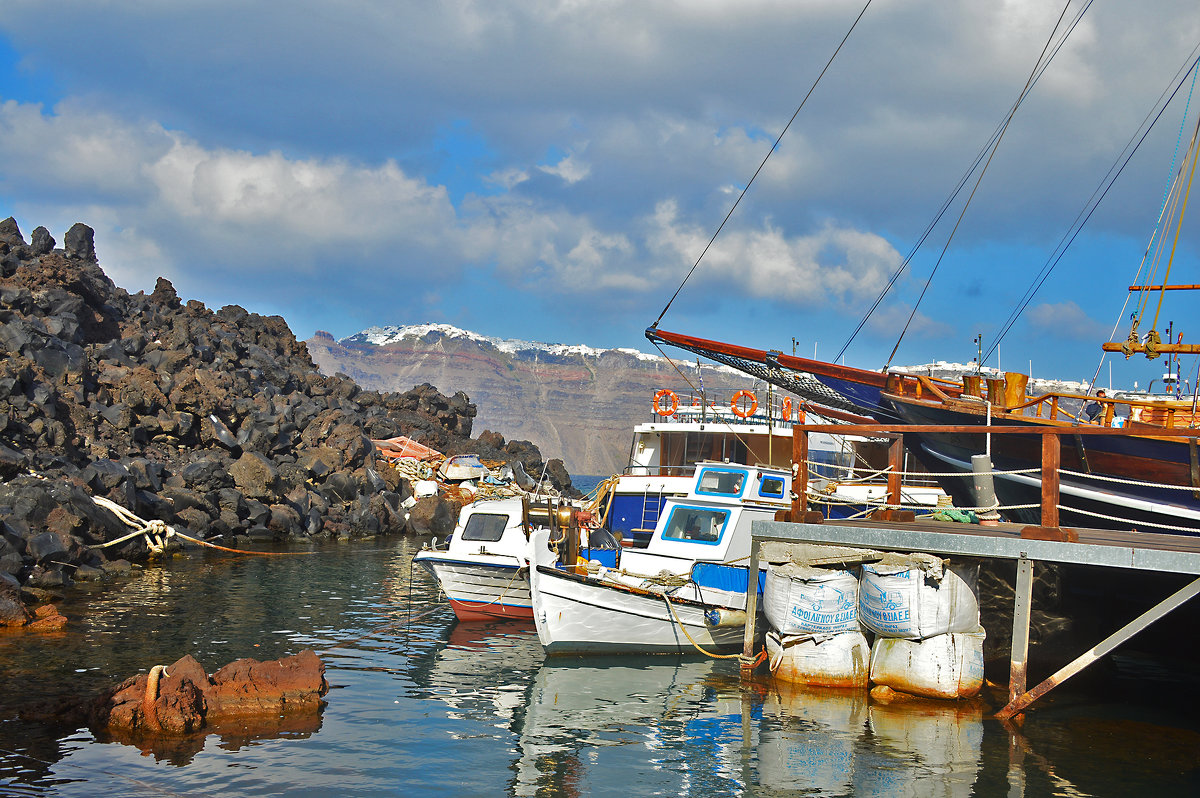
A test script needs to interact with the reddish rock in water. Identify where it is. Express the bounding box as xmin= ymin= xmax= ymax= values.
xmin=27 ymin=603 xmax=68 ymax=631
xmin=97 ymin=649 xmax=327 ymax=734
